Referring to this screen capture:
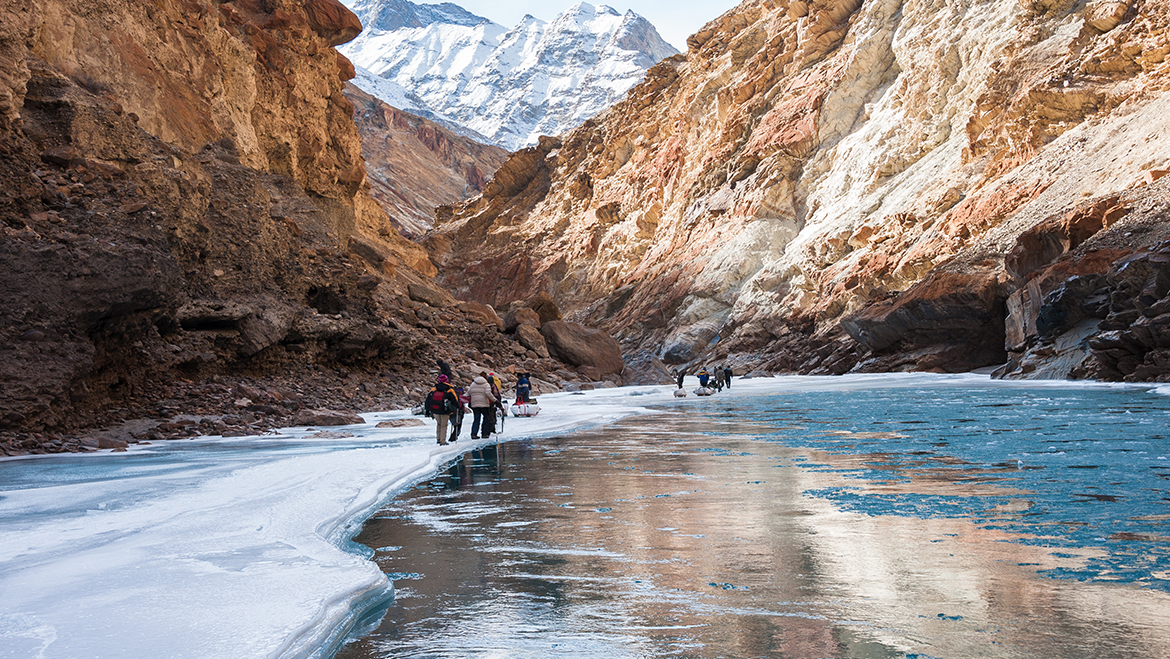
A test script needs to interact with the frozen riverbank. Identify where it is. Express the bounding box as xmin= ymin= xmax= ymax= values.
xmin=0 ymin=385 xmax=656 ymax=659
